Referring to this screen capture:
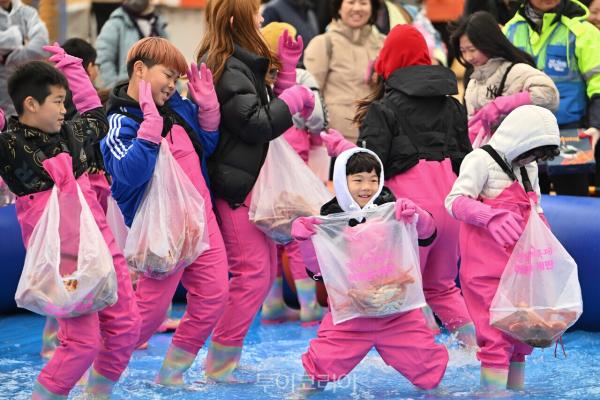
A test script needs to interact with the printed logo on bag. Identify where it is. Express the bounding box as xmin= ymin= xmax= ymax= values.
xmin=347 ymin=252 xmax=396 ymax=282
xmin=514 ymin=246 xmax=554 ymax=274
